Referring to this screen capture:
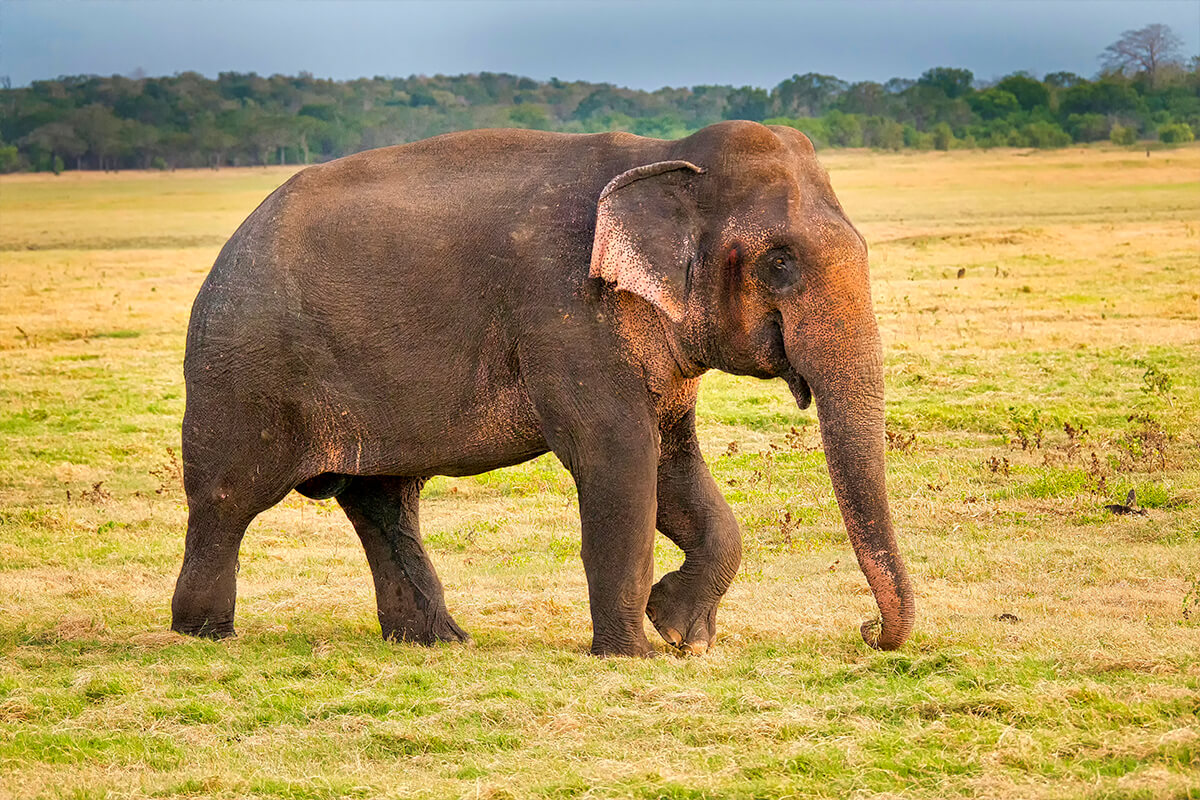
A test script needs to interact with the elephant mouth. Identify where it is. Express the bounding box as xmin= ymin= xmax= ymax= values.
xmin=786 ymin=371 xmax=812 ymax=410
